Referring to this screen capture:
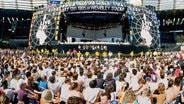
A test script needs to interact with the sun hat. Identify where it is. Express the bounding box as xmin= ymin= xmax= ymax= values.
xmin=41 ymin=89 xmax=54 ymax=103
